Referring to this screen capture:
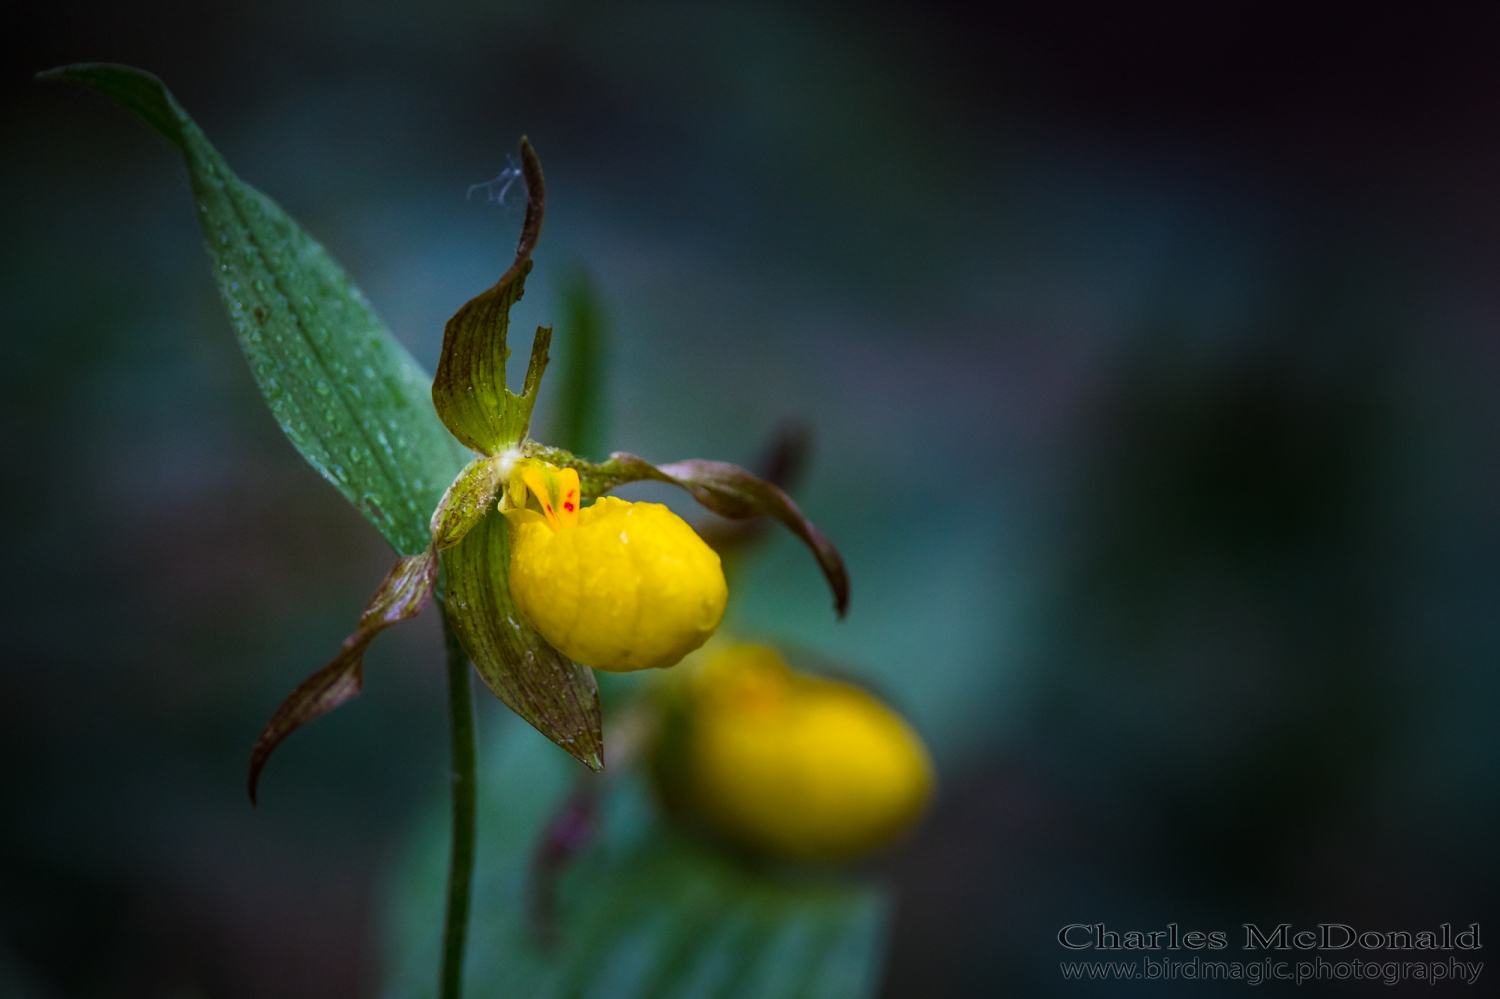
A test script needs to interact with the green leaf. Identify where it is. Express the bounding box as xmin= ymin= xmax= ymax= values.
xmin=529 ymin=447 xmax=850 ymax=618
xmin=442 ymin=509 xmax=603 ymax=771
xmin=431 ymin=138 xmax=551 ymax=455
xmin=248 ymin=550 xmax=438 ymax=804
xmin=554 ymin=269 xmax=609 ymax=460
xmin=383 ymin=721 xmax=892 ymax=999
xmin=42 ymin=63 xmax=469 ymax=555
